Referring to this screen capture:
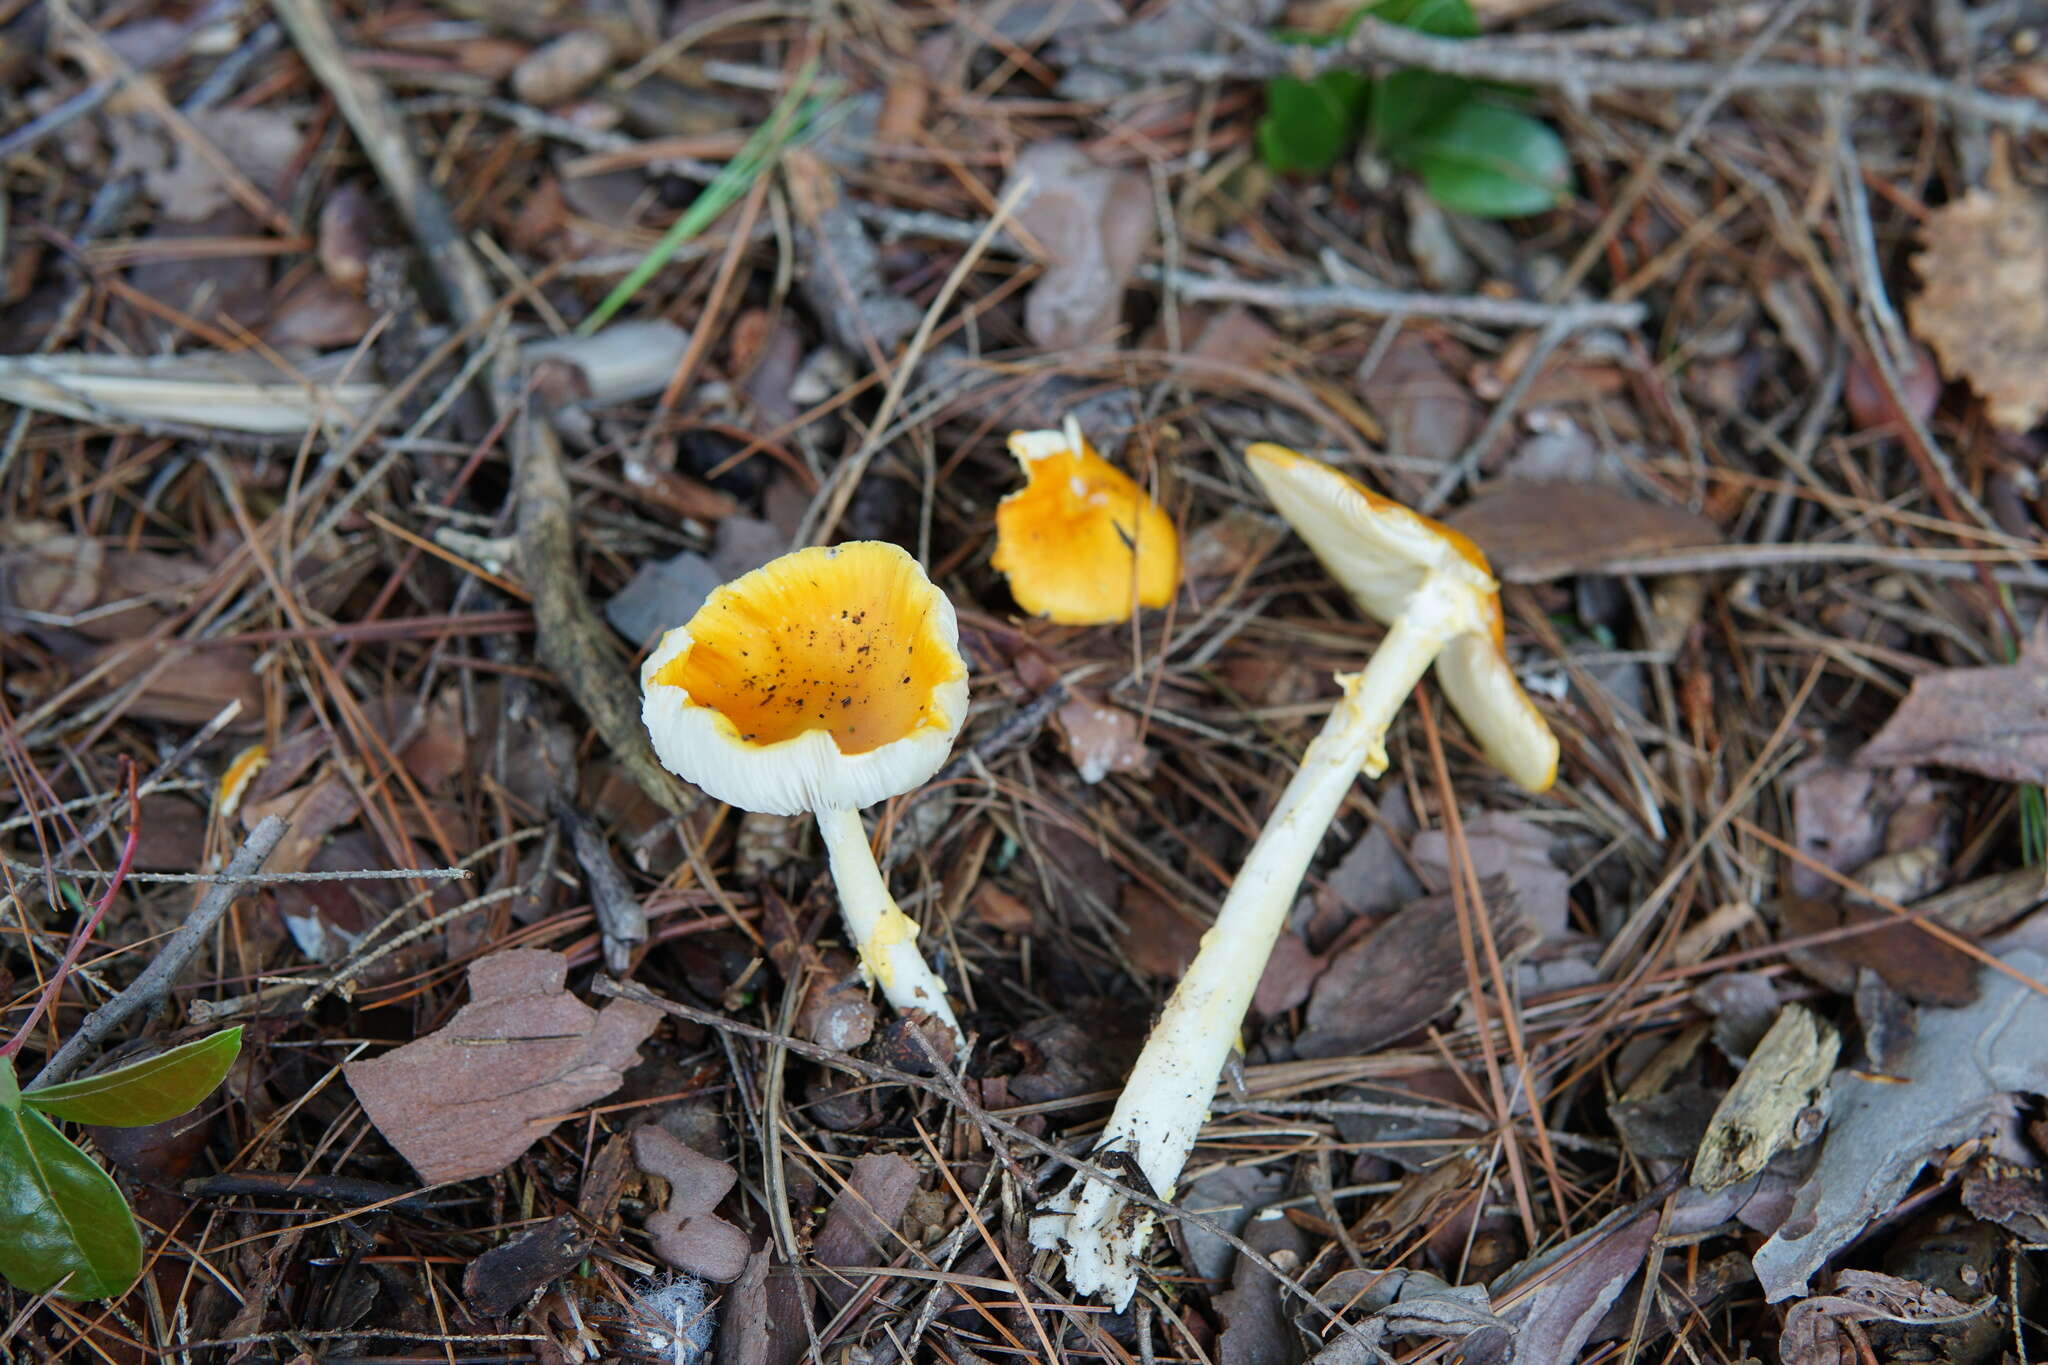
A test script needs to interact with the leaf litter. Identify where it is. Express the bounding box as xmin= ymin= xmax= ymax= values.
xmin=11 ymin=3 xmax=2048 ymax=1362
